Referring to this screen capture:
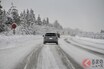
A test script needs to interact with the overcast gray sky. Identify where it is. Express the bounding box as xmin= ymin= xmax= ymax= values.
xmin=1 ymin=0 xmax=104 ymax=33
